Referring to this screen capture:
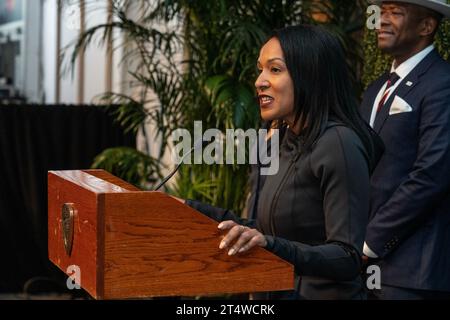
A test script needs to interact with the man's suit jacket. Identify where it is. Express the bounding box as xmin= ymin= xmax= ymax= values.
xmin=361 ymin=49 xmax=450 ymax=292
